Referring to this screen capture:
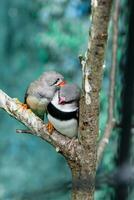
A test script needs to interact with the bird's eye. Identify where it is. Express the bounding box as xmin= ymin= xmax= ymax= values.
xmin=38 ymin=93 xmax=45 ymax=98
xmin=53 ymin=78 xmax=60 ymax=85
